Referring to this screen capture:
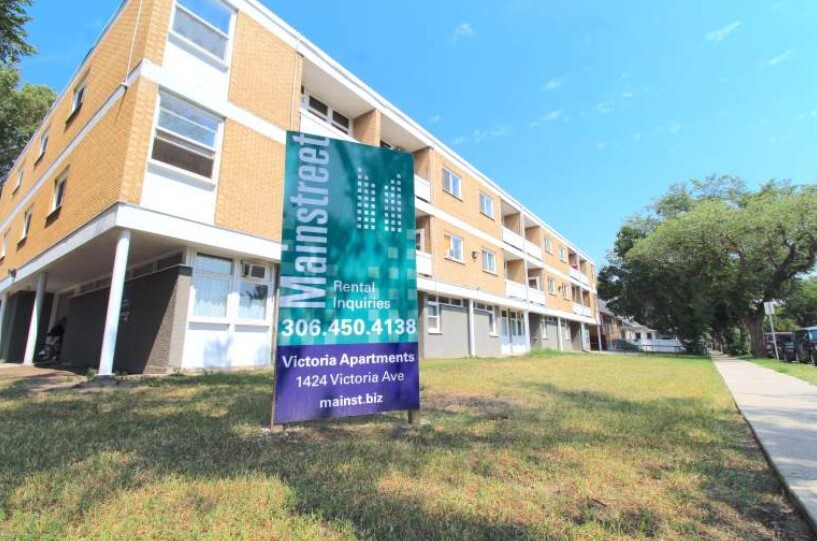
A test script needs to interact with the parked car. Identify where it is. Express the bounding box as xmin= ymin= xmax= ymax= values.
xmin=765 ymin=332 xmax=794 ymax=360
xmin=792 ymin=327 xmax=817 ymax=364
